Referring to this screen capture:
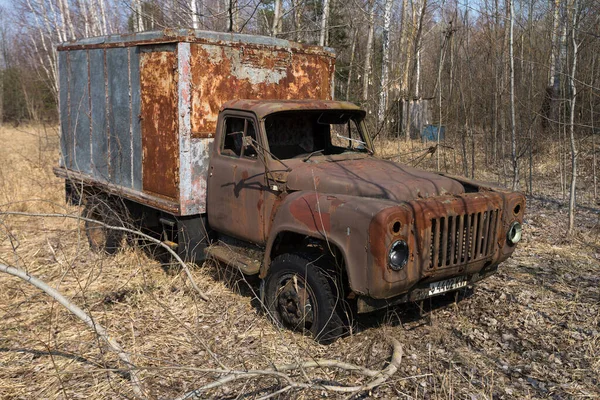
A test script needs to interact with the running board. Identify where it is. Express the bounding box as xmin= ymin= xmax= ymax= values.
xmin=204 ymin=244 xmax=261 ymax=275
